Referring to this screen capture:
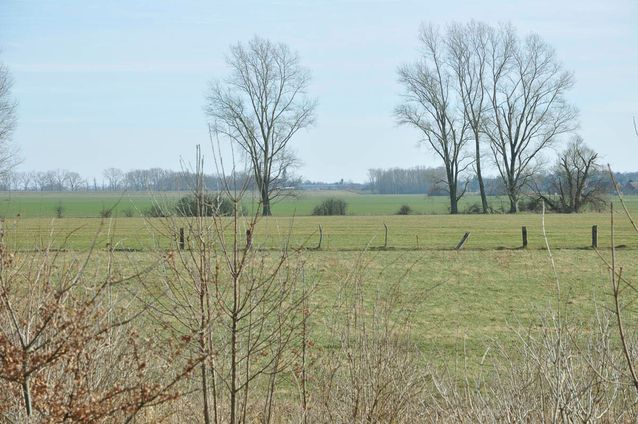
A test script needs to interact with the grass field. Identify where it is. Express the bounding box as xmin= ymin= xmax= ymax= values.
xmin=3 ymin=190 xmax=637 ymax=218
xmin=3 ymin=191 xmax=637 ymax=374
xmin=4 ymin=212 xmax=638 ymax=252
